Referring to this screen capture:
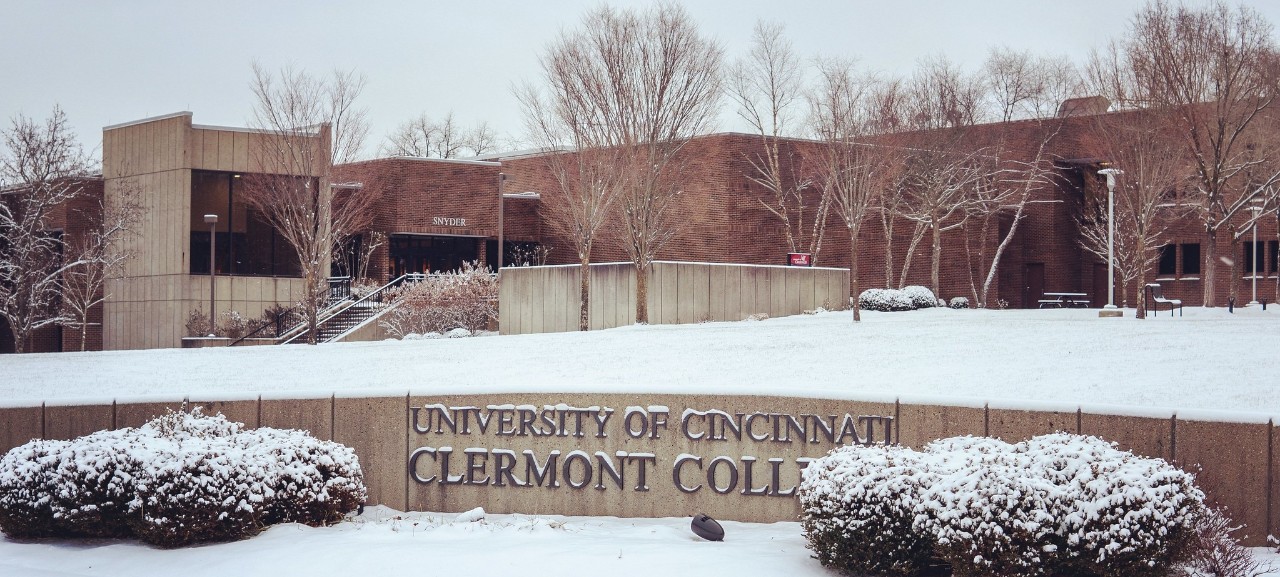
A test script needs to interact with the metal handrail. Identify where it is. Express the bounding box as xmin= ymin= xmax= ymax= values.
xmin=328 ymin=276 xmax=352 ymax=304
xmin=280 ymin=273 xmax=426 ymax=345
xmin=228 ymin=306 xmax=304 ymax=346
